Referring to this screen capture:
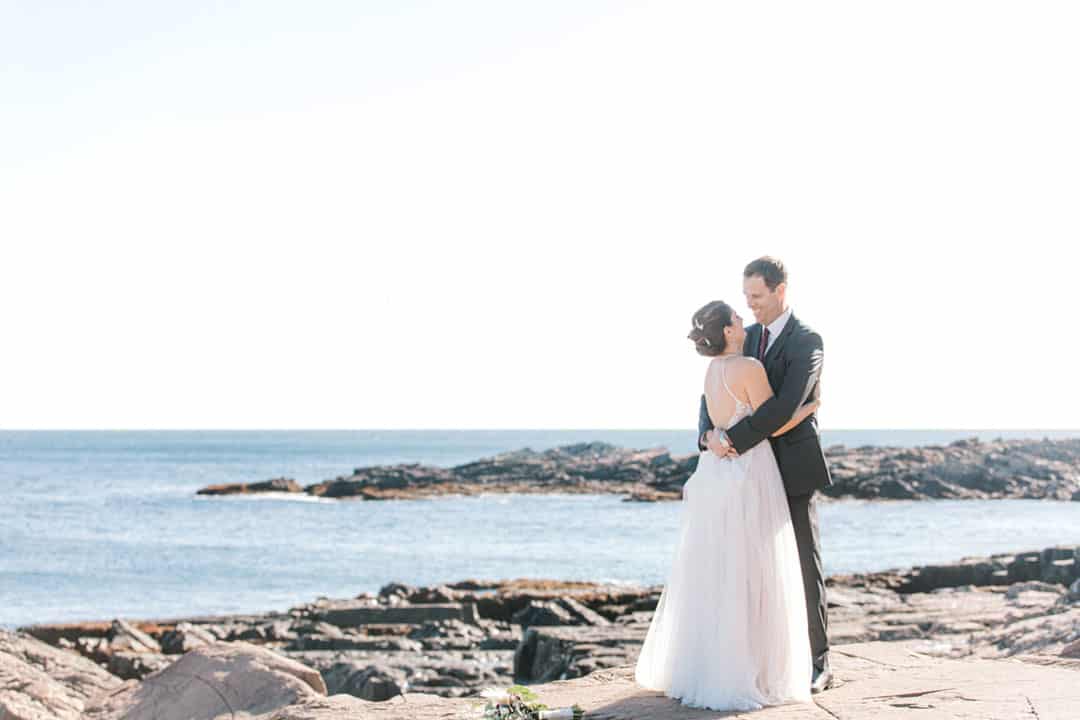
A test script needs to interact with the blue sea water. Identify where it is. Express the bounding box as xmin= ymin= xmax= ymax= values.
xmin=2 ymin=429 xmax=1079 ymax=629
